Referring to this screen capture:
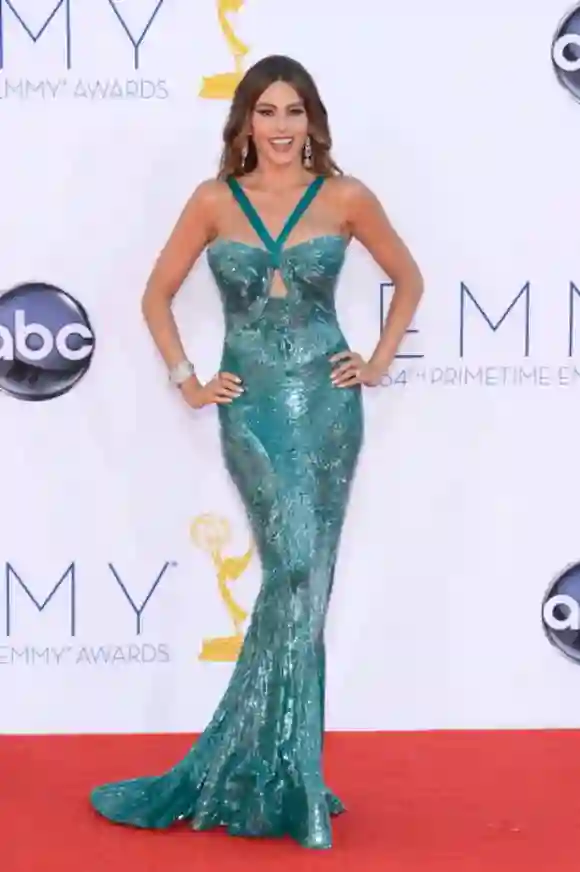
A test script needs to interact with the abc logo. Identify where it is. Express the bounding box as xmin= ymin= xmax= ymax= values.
xmin=542 ymin=563 xmax=580 ymax=663
xmin=0 ymin=282 xmax=95 ymax=401
xmin=552 ymin=4 xmax=580 ymax=101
